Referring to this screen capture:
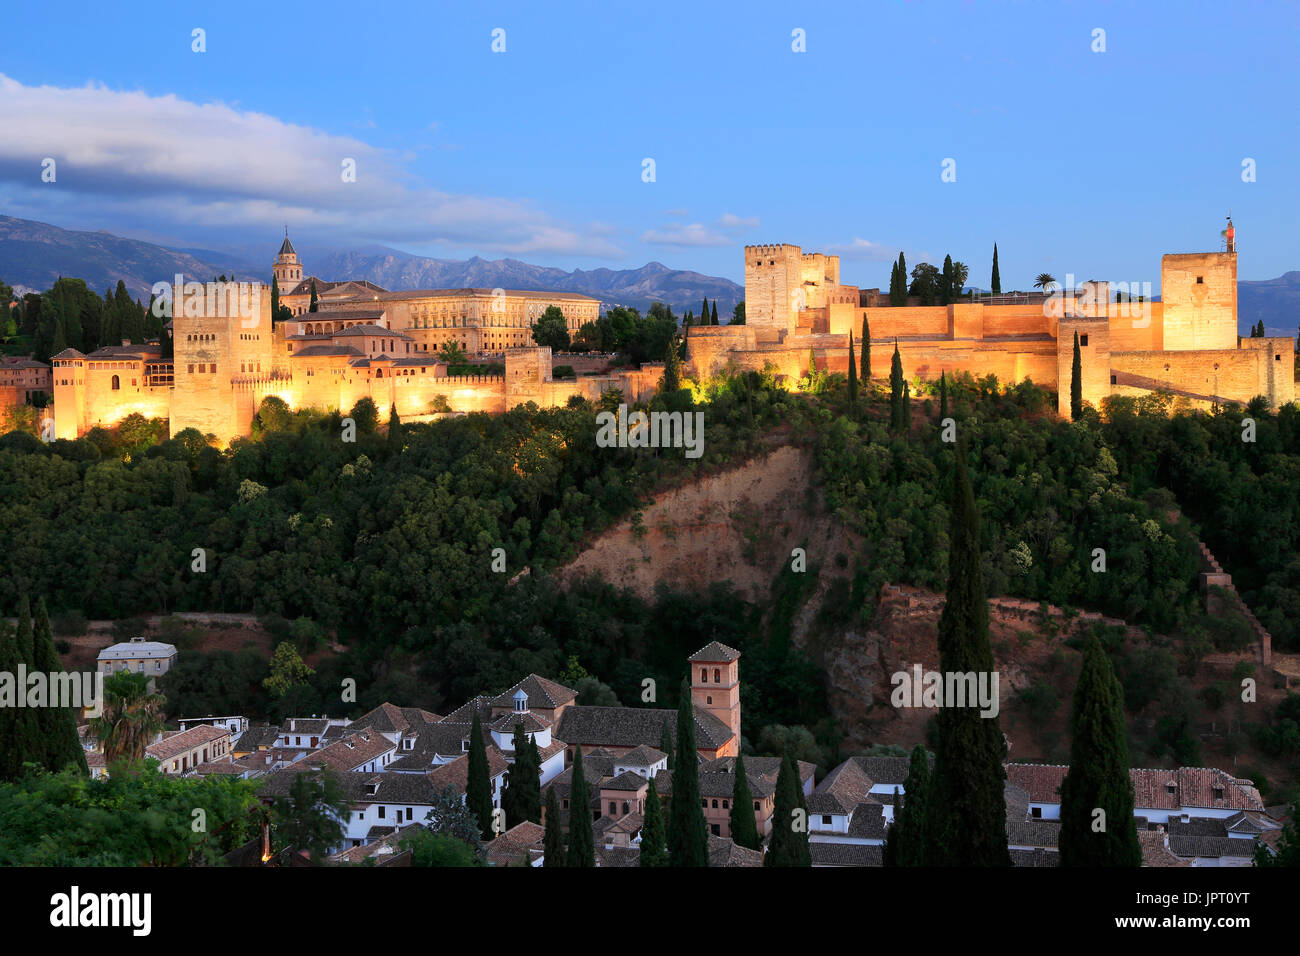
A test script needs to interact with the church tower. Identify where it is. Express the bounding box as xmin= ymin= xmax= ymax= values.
xmin=689 ymin=641 xmax=742 ymax=755
xmin=273 ymin=230 xmax=302 ymax=296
